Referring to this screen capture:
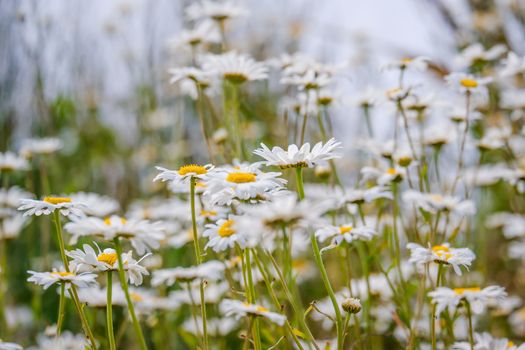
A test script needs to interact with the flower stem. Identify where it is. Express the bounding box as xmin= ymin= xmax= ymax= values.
xmin=466 ymin=301 xmax=475 ymax=350
xmin=295 ymin=167 xmax=305 ymax=200
xmin=56 ymin=282 xmax=66 ymax=337
xmin=52 ymin=211 xmax=97 ymax=349
xmin=106 ymin=271 xmax=116 ymax=350
xmin=311 ymin=235 xmax=344 ymax=349
xmin=189 ymin=177 xmax=208 ymax=349
xmin=431 ymin=265 xmax=443 ymax=350
xmin=114 ymin=237 xmax=148 ymax=350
